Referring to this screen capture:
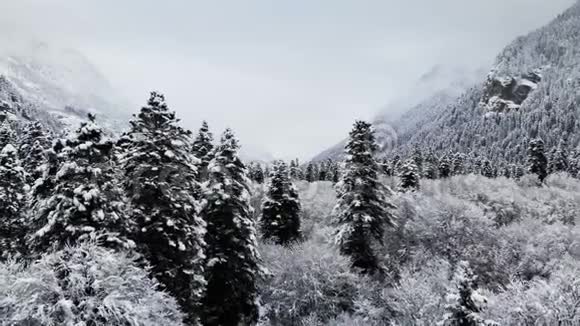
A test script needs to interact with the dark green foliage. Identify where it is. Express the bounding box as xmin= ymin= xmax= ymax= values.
xmin=192 ymin=120 xmax=214 ymax=181
xmin=201 ymin=128 xmax=261 ymax=326
xmin=439 ymin=155 xmax=452 ymax=178
xmin=0 ymin=144 xmax=26 ymax=259
xmin=398 ymin=159 xmax=420 ymax=192
xmin=527 ymin=138 xmax=548 ymax=183
xmin=260 ymin=160 xmax=302 ymax=245
xmin=305 ymin=162 xmax=315 ymax=182
xmin=29 ymin=114 xmax=132 ymax=254
xmin=333 ymin=121 xmax=396 ymax=274
xmin=121 ymin=92 xmax=206 ymax=325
